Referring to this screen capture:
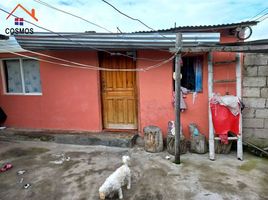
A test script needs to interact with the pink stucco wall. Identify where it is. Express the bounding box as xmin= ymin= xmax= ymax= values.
xmin=137 ymin=50 xmax=211 ymax=138
xmin=0 ymin=32 xmax=238 ymax=137
xmin=137 ymin=31 xmax=238 ymax=138
xmin=0 ymin=51 xmax=102 ymax=131
xmin=137 ymin=51 xmax=175 ymax=137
